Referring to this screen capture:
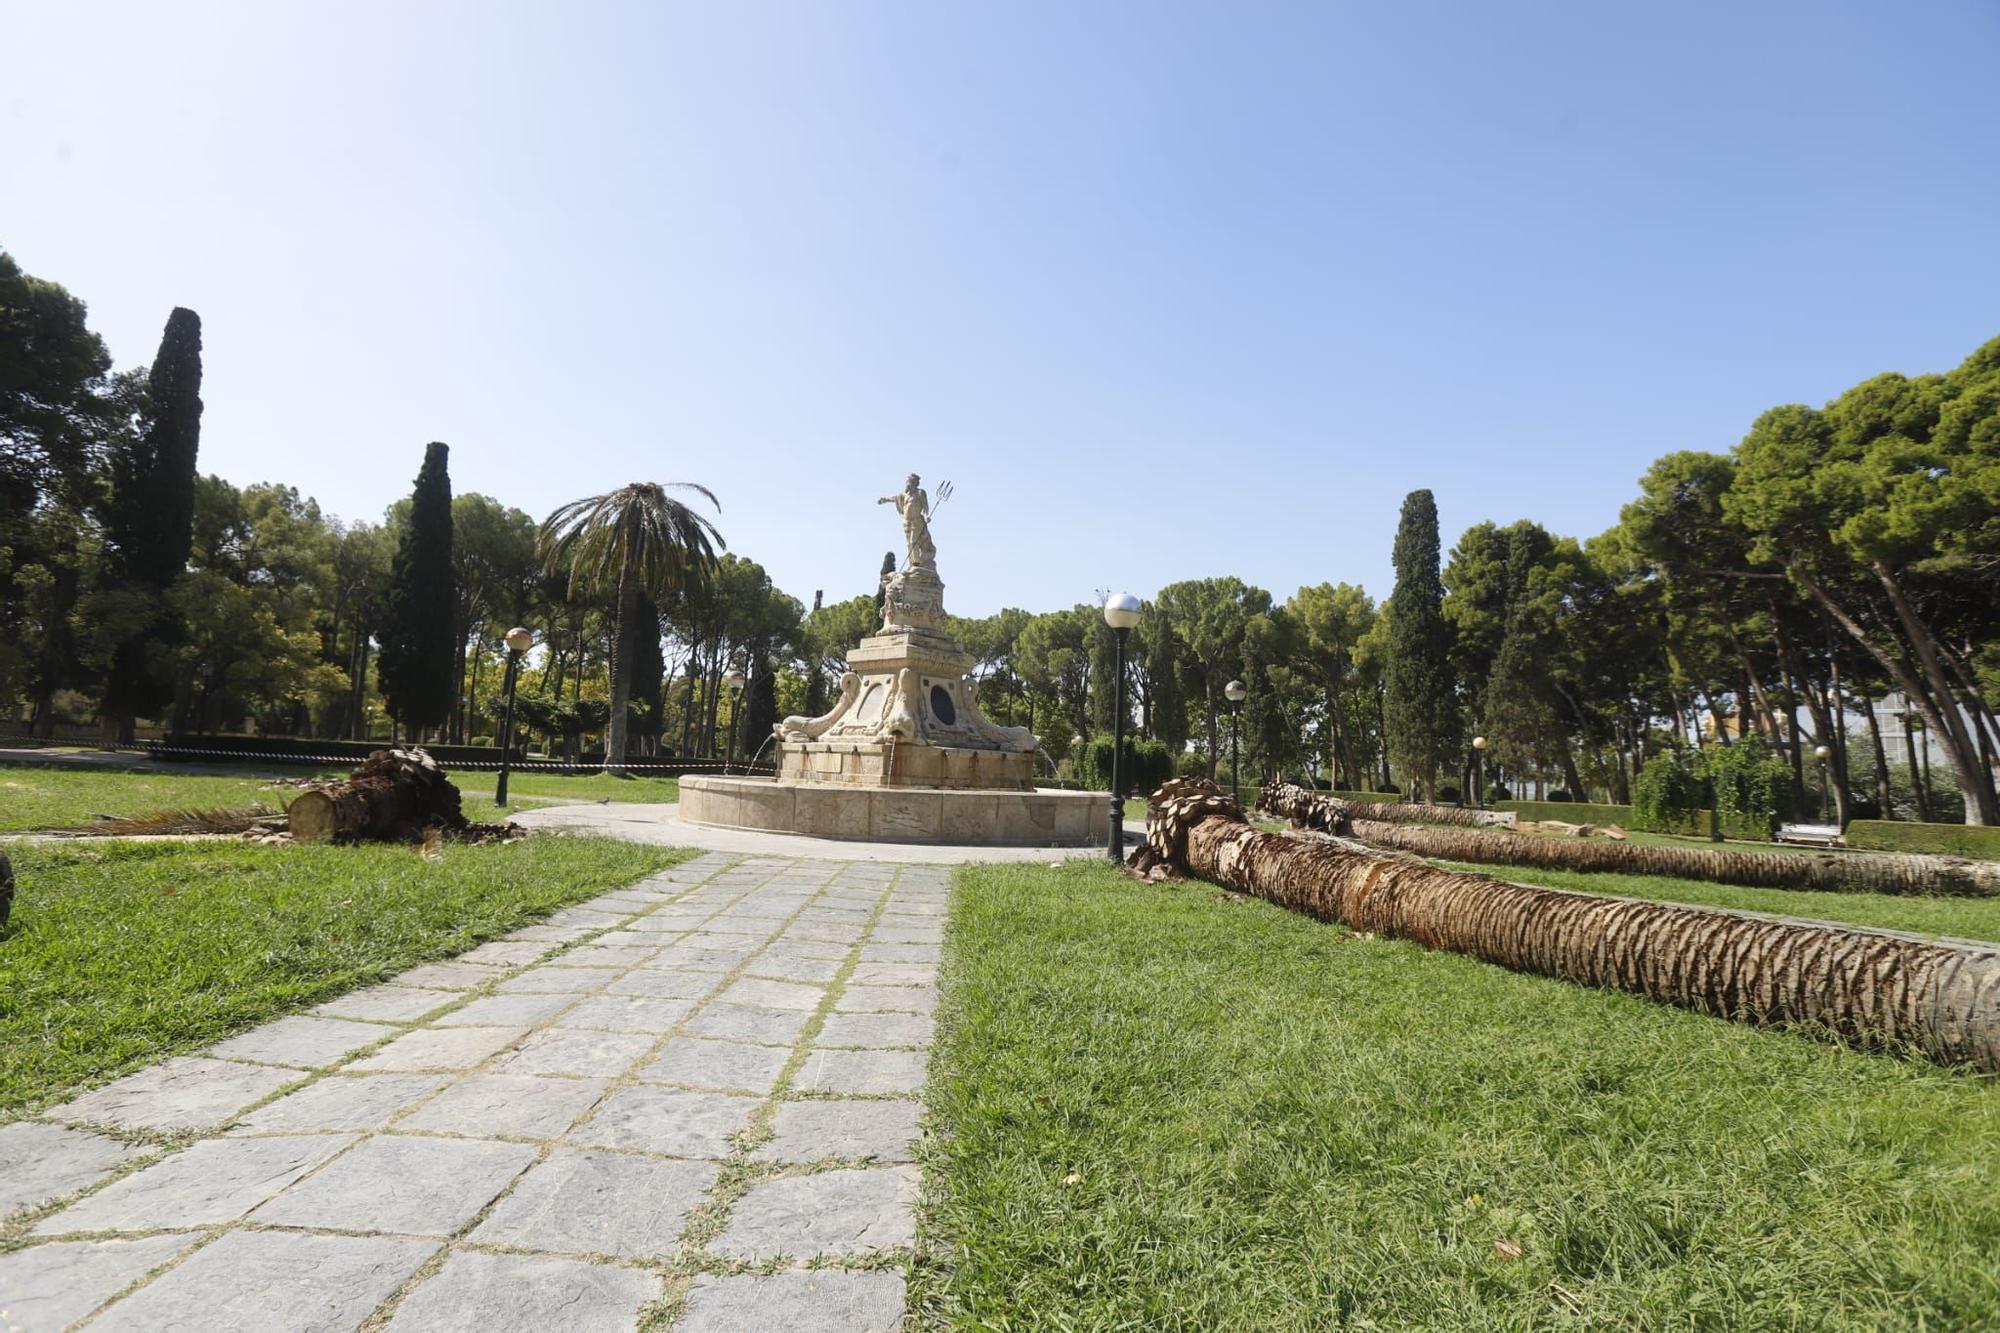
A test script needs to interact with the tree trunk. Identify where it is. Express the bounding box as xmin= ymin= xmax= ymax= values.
xmin=604 ymin=562 xmax=637 ymax=774
xmin=288 ymin=748 xmax=467 ymax=843
xmin=1137 ymin=784 xmax=2000 ymax=1072
xmin=1872 ymin=561 xmax=1997 ymax=824
xmin=1864 ymin=695 xmax=1896 ymax=818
